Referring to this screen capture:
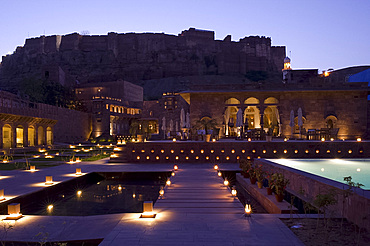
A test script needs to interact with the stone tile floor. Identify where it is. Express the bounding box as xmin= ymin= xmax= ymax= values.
xmin=0 ymin=159 xmax=304 ymax=245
